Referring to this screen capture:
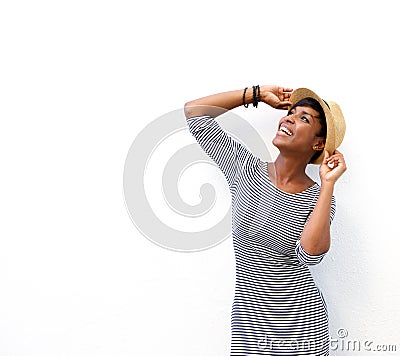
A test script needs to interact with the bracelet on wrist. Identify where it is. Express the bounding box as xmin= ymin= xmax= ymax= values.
xmin=243 ymin=85 xmax=261 ymax=108
xmin=242 ymin=87 xmax=249 ymax=108
xmin=252 ymin=85 xmax=261 ymax=108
